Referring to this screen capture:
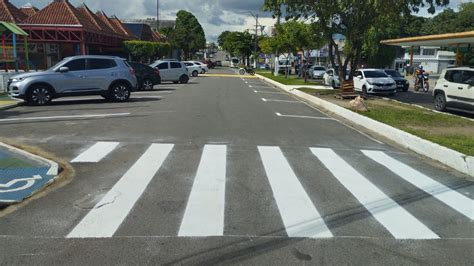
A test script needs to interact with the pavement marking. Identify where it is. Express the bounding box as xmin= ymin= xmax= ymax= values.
xmin=254 ymin=90 xmax=286 ymax=94
xmin=262 ymin=98 xmax=301 ymax=103
xmin=178 ymin=145 xmax=227 ymax=237
xmin=311 ymin=148 xmax=439 ymax=239
xmin=362 ymin=150 xmax=474 ymax=220
xmin=201 ymin=74 xmax=257 ymax=78
xmin=258 ymin=146 xmax=333 ymax=238
xmin=67 ymin=143 xmax=174 ymax=238
xmin=71 ymin=142 xmax=120 ymax=163
xmin=276 ymin=112 xmax=336 ymax=120
xmin=0 ymin=113 xmax=131 ymax=123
